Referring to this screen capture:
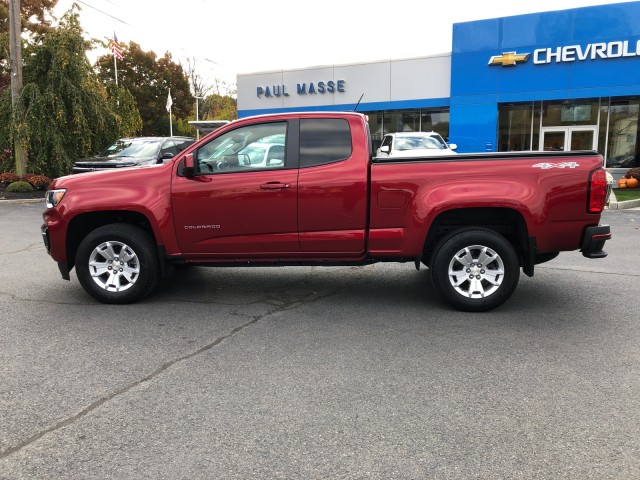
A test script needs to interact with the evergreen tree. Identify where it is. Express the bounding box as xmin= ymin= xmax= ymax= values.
xmin=10 ymin=8 xmax=138 ymax=176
